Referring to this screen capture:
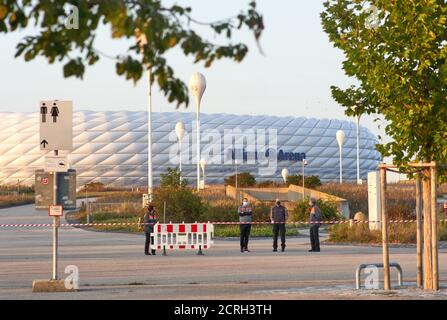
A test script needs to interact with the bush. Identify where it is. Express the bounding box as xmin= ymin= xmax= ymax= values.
xmin=286 ymin=175 xmax=322 ymax=189
xmin=201 ymin=201 xmax=271 ymax=223
xmin=152 ymin=186 xmax=206 ymax=223
xmin=224 ymin=172 xmax=256 ymax=187
xmin=256 ymin=180 xmax=283 ymax=188
xmin=160 ymin=167 xmax=188 ymax=188
xmin=290 ymin=198 xmax=340 ymax=222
